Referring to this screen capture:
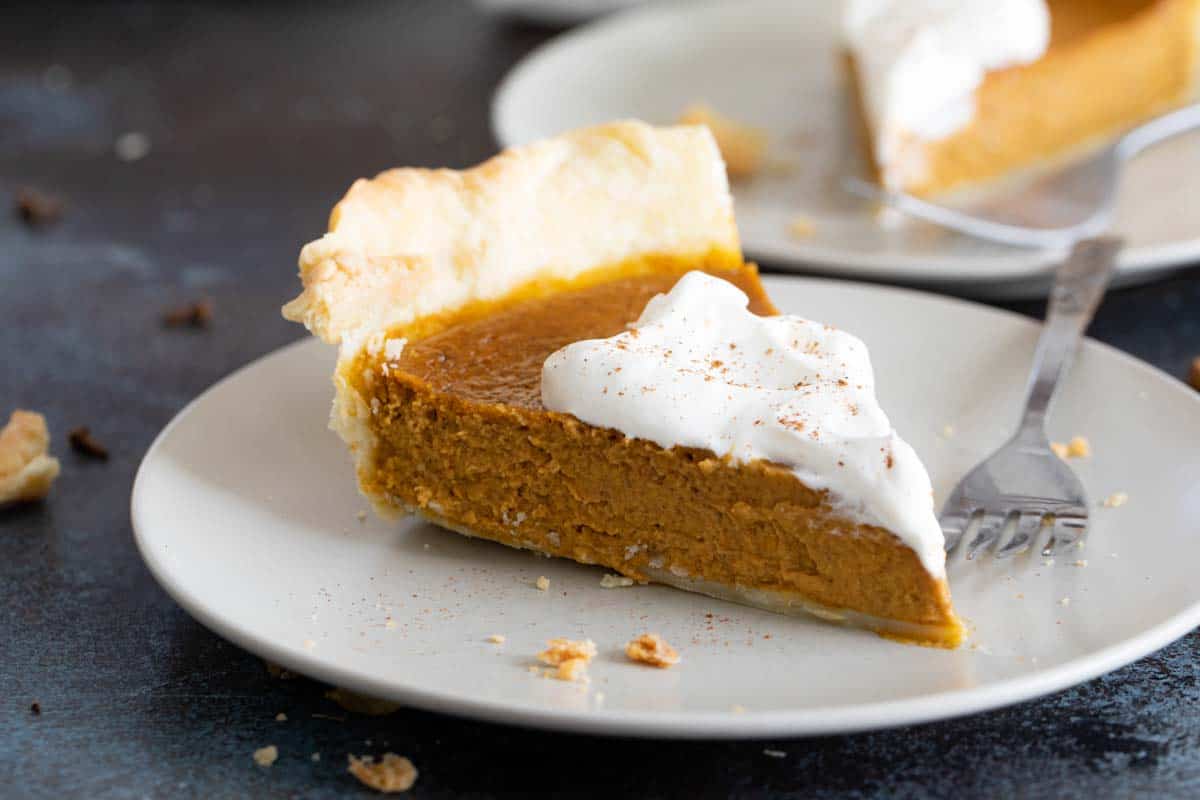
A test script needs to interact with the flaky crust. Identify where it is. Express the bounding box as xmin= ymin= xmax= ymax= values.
xmin=282 ymin=121 xmax=740 ymax=349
